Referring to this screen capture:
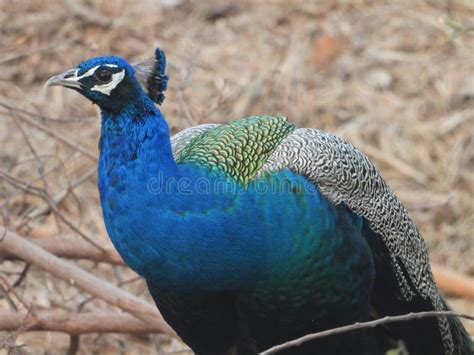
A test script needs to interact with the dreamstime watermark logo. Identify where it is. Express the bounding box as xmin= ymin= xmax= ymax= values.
xmin=147 ymin=172 xmax=318 ymax=196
